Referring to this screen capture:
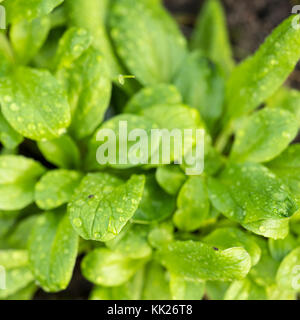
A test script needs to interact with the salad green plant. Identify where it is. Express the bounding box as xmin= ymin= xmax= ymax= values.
xmin=0 ymin=0 xmax=300 ymax=300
